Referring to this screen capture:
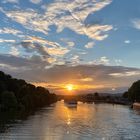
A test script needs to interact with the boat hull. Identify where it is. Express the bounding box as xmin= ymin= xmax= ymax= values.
xmin=133 ymin=102 xmax=140 ymax=110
